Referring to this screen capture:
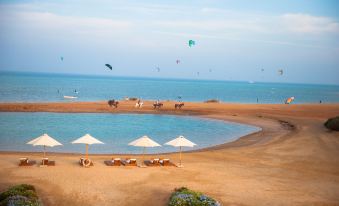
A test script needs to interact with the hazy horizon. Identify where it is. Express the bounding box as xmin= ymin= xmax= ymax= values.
xmin=1 ymin=0 xmax=338 ymax=85
xmin=3 ymin=70 xmax=339 ymax=87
